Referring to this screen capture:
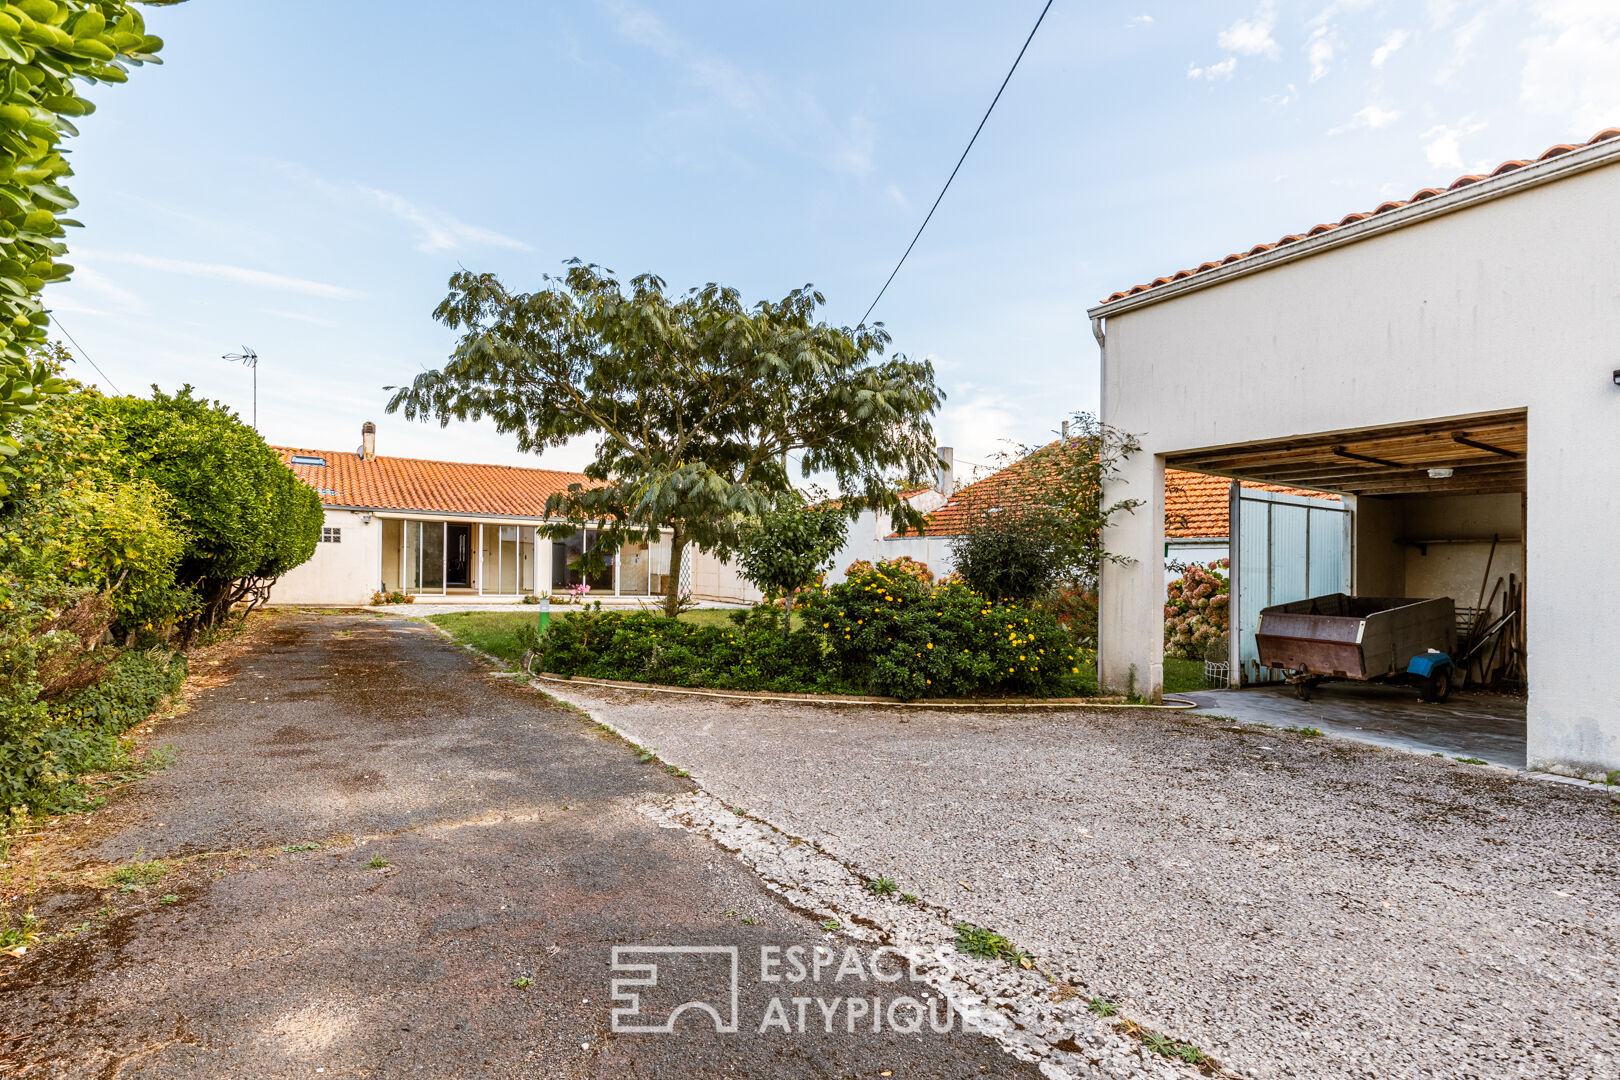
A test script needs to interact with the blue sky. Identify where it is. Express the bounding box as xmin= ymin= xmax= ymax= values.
xmin=49 ymin=1 xmax=1620 ymax=482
